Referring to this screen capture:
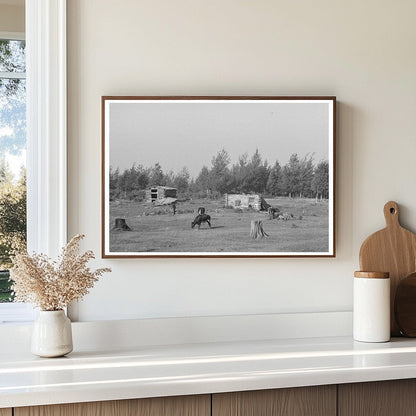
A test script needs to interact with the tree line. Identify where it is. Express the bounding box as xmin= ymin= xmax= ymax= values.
xmin=109 ymin=149 xmax=329 ymax=201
